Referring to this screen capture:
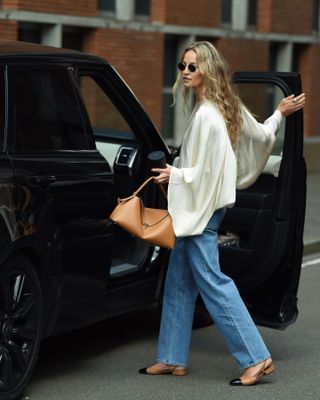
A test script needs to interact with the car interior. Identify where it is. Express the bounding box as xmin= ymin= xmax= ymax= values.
xmin=79 ymin=74 xmax=161 ymax=280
